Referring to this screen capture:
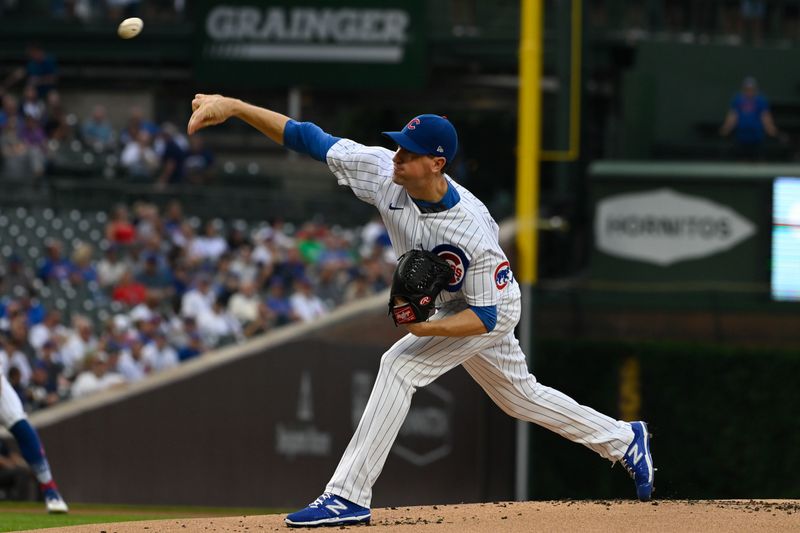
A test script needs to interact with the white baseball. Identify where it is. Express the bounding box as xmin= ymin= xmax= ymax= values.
xmin=118 ymin=17 xmax=143 ymax=39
